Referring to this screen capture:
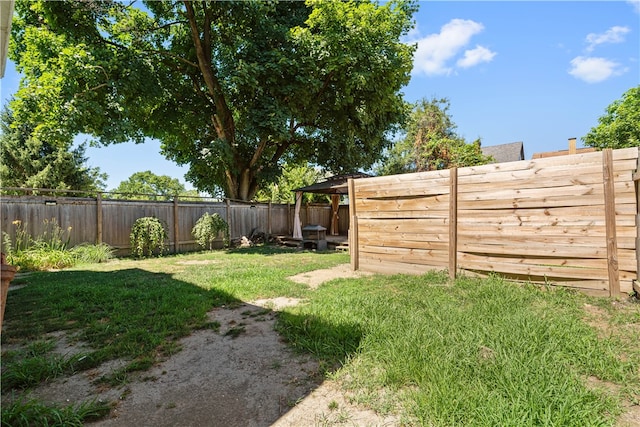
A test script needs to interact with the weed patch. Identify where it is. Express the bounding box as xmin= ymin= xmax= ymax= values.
xmin=1 ymin=397 xmax=112 ymax=427
xmin=2 ymin=249 xmax=638 ymax=426
xmin=278 ymin=272 xmax=640 ymax=426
